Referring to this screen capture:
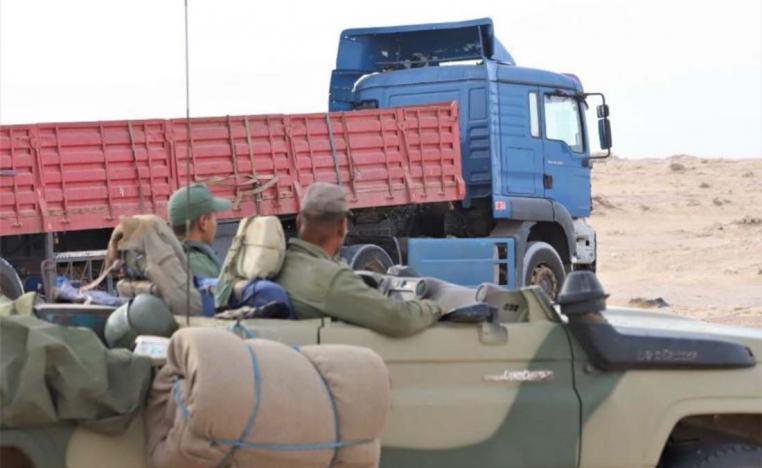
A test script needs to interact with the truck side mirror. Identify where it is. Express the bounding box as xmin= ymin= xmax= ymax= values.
xmin=596 ymin=104 xmax=609 ymax=118
xmin=596 ymin=104 xmax=612 ymax=150
xmin=598 ymin=118 xmax=612 ymax=149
